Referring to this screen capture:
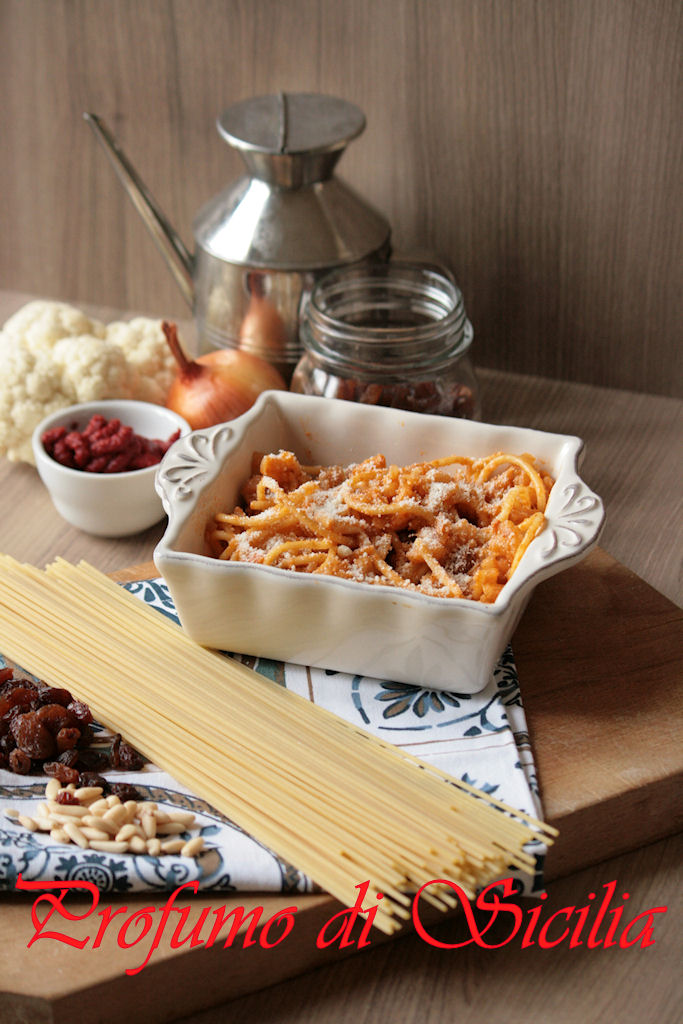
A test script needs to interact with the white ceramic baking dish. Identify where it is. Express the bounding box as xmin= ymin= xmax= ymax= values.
xmin=153 ymin=391 xmax=604 ymax=692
